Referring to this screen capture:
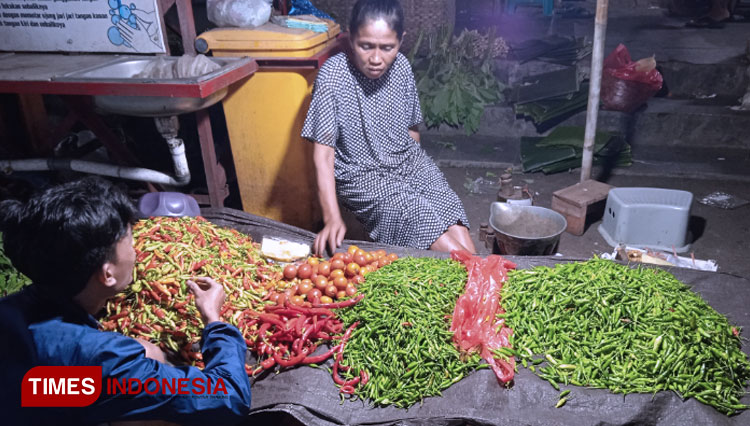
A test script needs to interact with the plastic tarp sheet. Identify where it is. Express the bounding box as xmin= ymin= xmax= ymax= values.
xmin=200 ymin=207 xmax=750 ymax=426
